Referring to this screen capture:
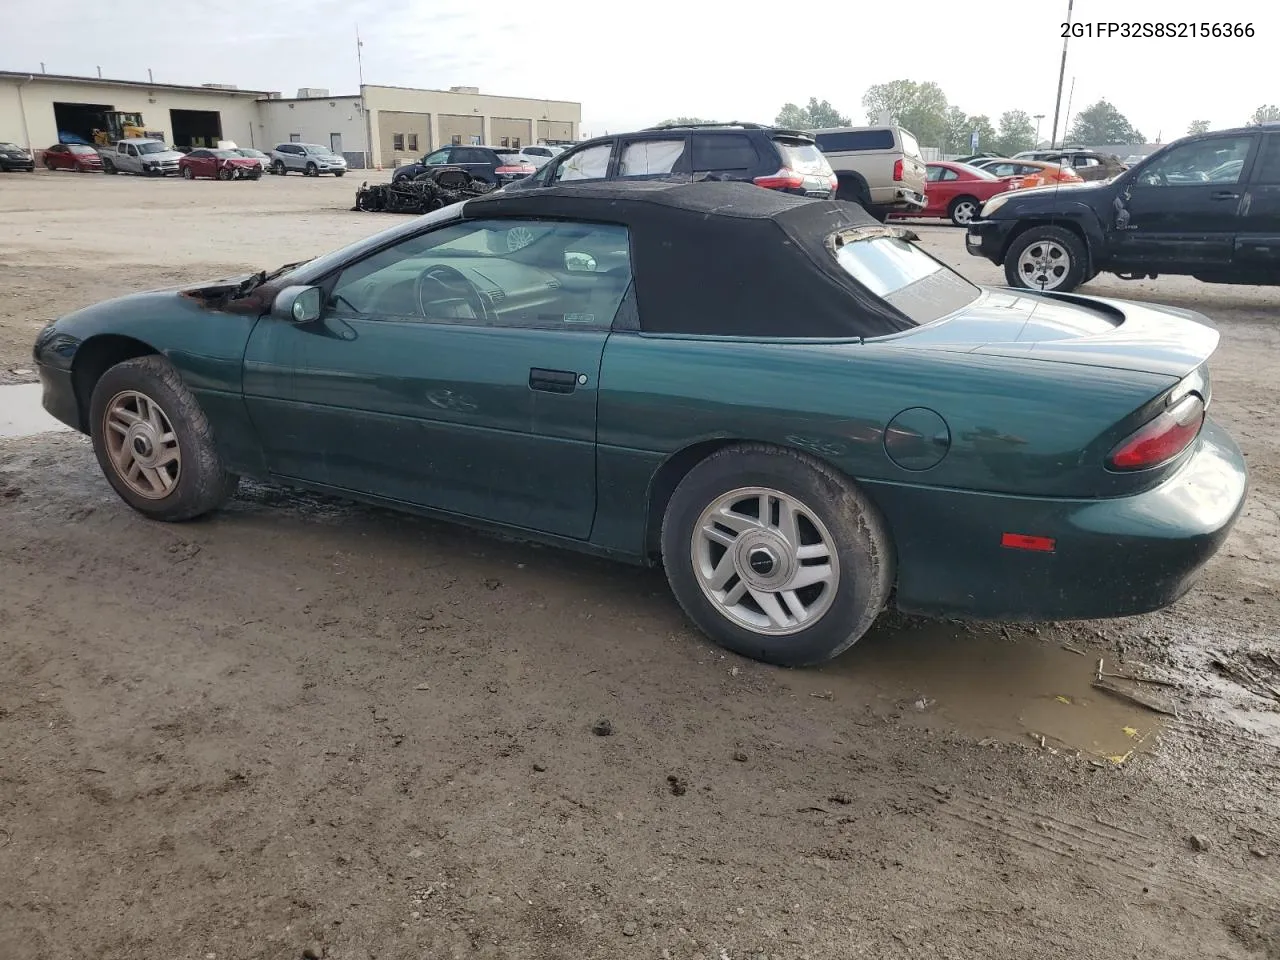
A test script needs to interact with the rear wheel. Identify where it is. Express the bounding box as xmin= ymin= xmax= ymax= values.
xmin=1004 ymin=225 xmax=1088 ymax=292
xmin=660 ymin=444 xmax=894 ymax=667
xmin=88 ymin=355 xmax=239 ymax=522
xmin=837 ymin=177 xmax=871 ymax=212
xmin=948 ymin=196 xmax=980 ymax=227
